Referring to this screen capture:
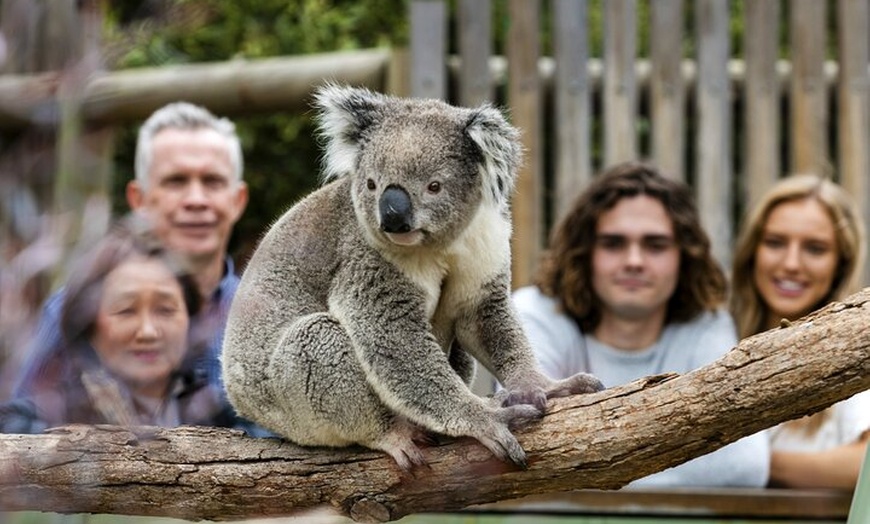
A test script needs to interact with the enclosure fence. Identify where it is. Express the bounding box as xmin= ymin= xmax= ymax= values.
xmin=406 ymin=0 xmax=870 ymax=288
